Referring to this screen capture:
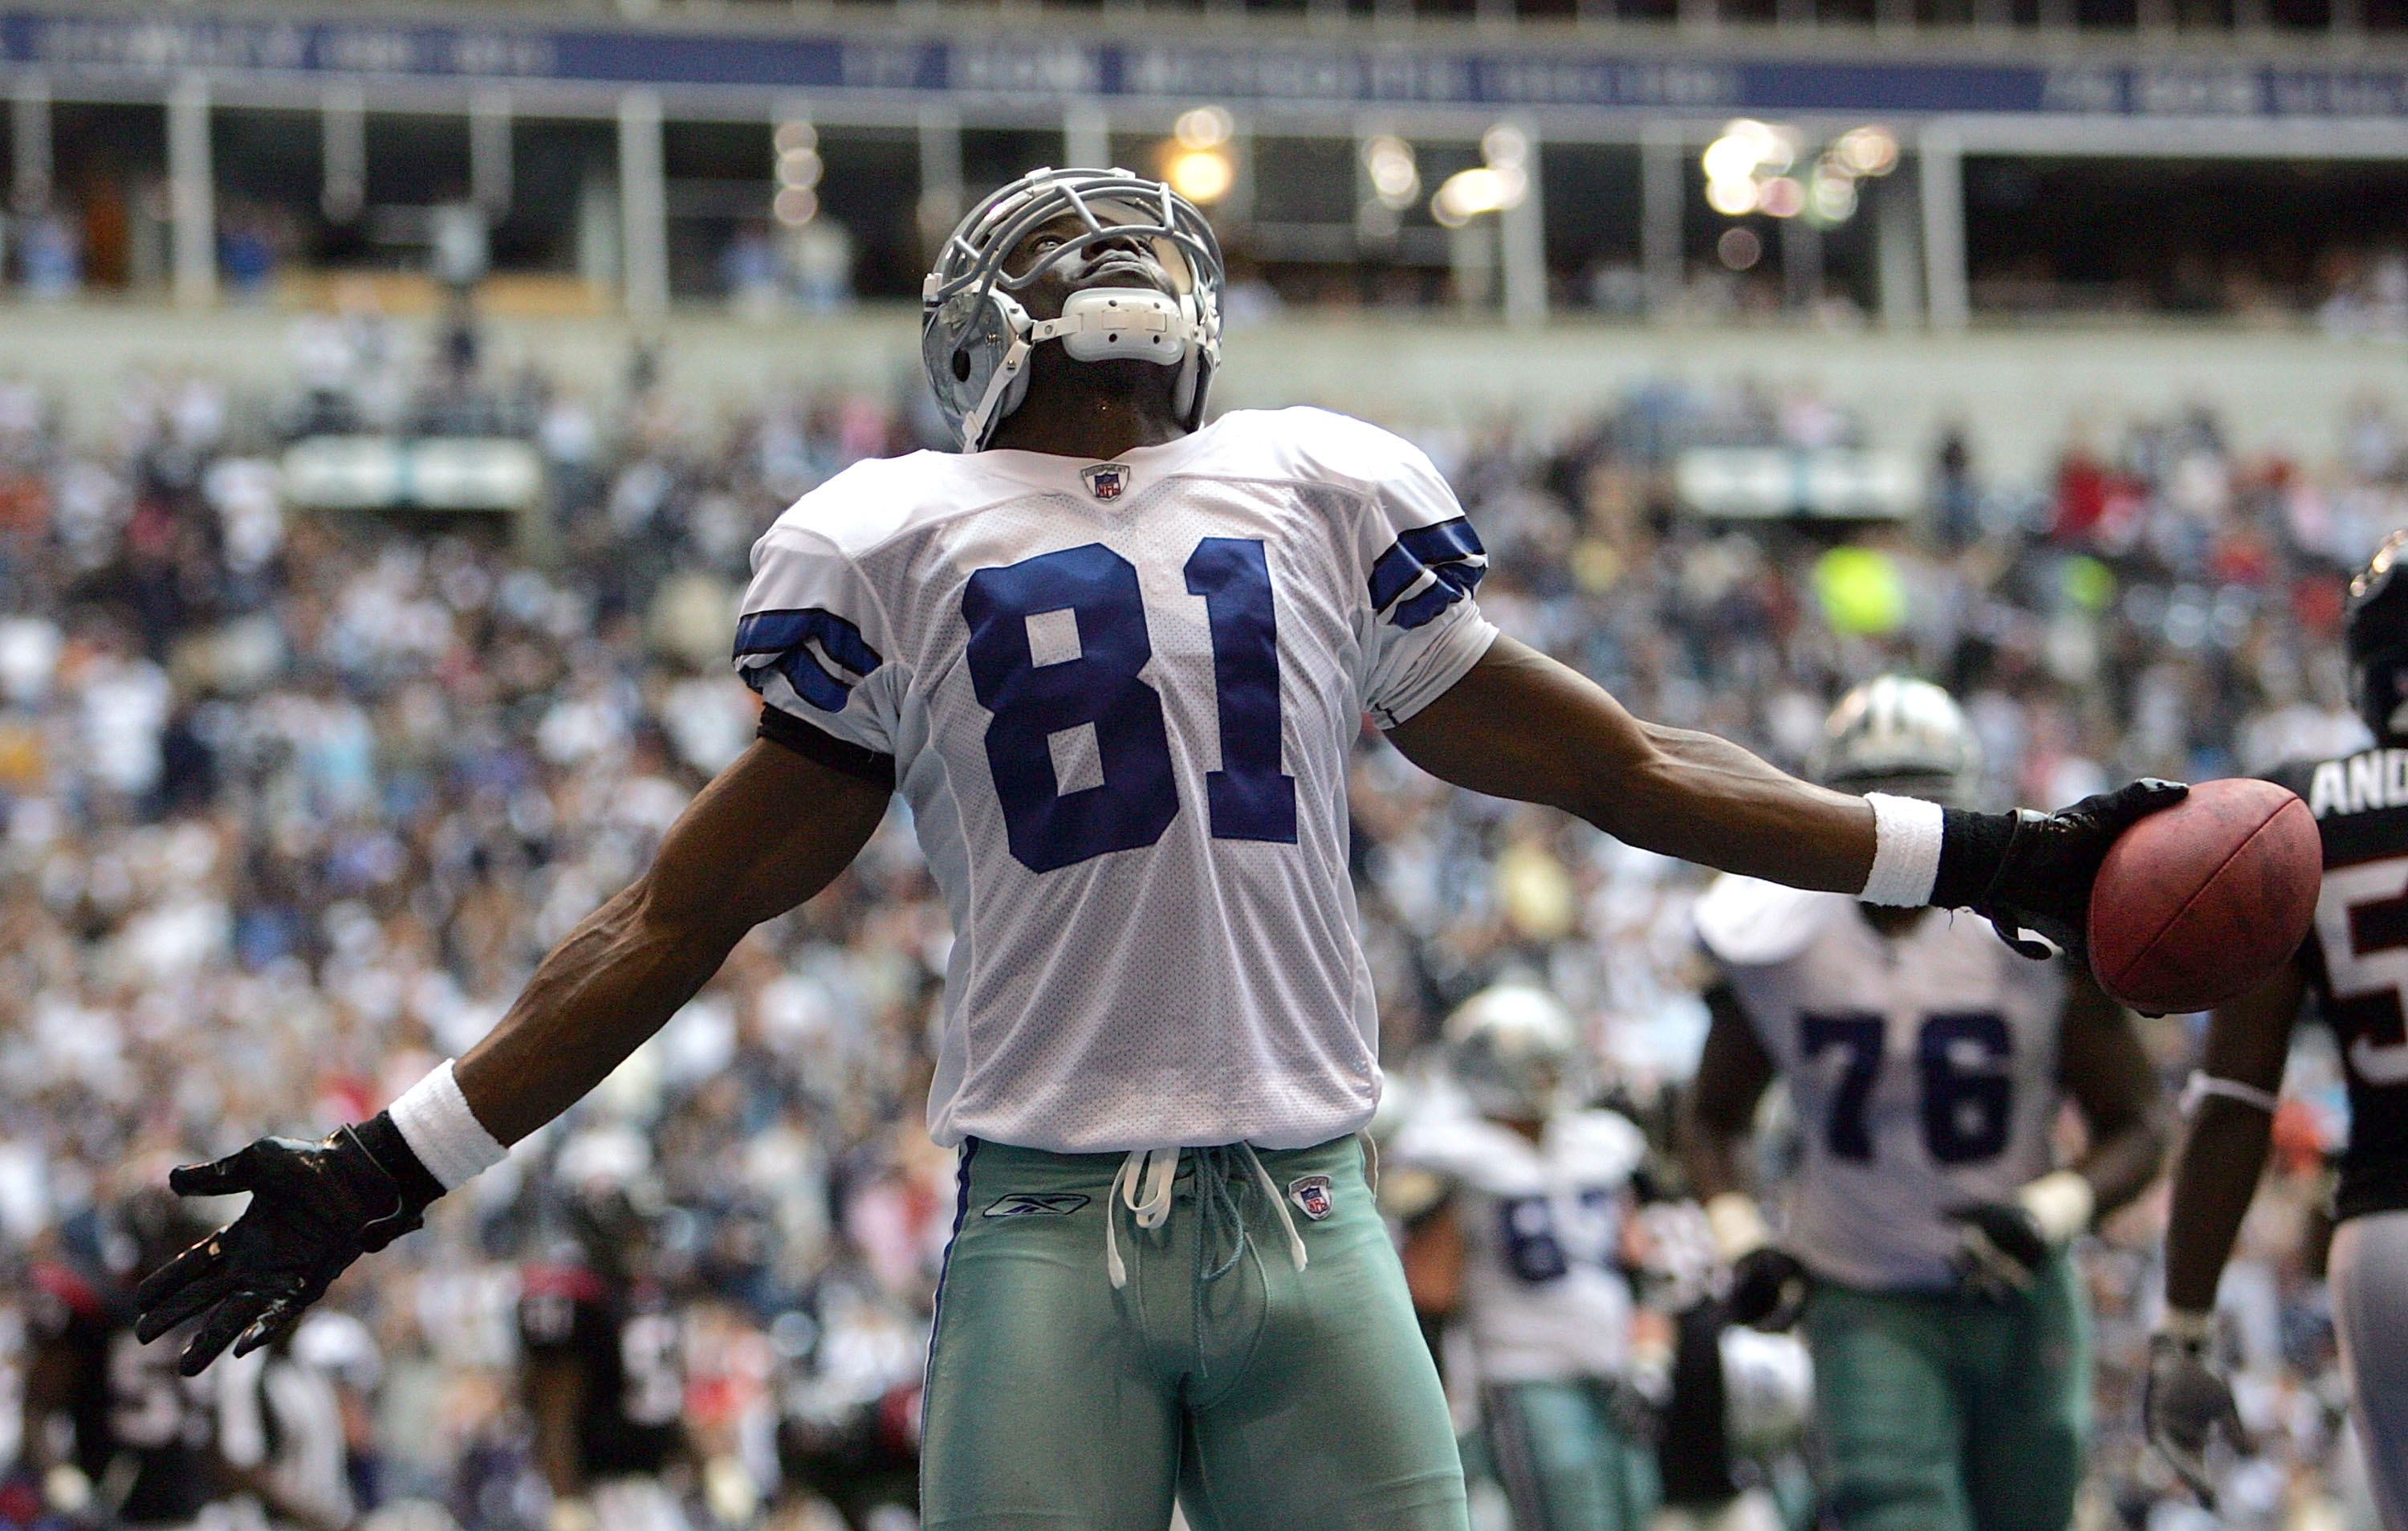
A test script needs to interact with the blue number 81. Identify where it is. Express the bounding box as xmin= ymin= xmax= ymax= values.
xmin=963 ymin=540 xmax=1296 ymax=873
